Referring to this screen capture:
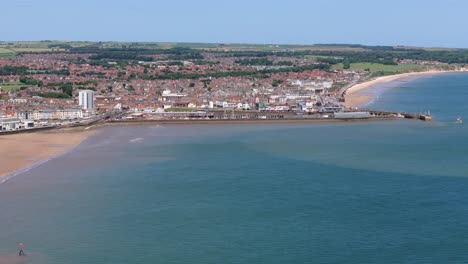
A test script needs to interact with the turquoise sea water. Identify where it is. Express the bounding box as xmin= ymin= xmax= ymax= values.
xmin=1 ymin=73 xmax=468 ymax=263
